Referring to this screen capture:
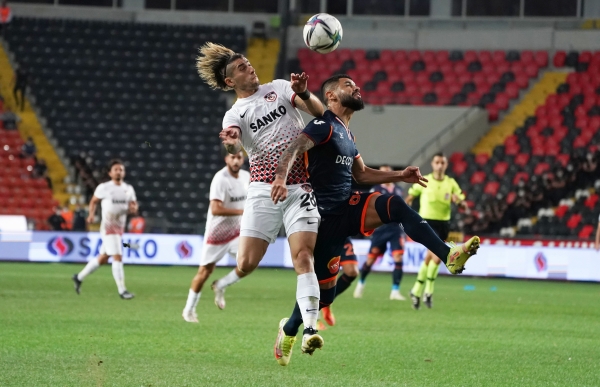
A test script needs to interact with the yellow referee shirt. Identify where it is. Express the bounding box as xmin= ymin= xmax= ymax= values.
xmin=408 ymin=173 xmax=465 ymax=221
